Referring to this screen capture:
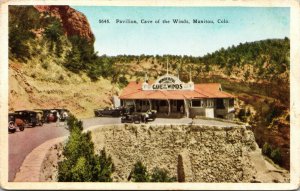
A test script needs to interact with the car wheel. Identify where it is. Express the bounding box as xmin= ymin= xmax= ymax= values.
xmin=19 ymin=125 xmax=25 ymax=131
xmin=8 ymin=128 xmax=16 ymax=133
